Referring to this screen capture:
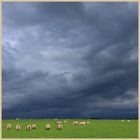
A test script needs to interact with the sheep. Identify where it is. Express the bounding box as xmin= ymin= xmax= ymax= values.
xmin=121 ymin=120 xmax=124 ymax=122
xmin=26 ymin=125 xmax=32 ymax=131
xmin=6 ymin=123 xmax=12 ymax=129
xmin=32 ymin=124 xmax=36 ymax=129
xmin=72 ymin=121 xmax=78 ymax=125
xmin=63 ymin=120 xmax=67 ymax=123
xmin=56 ymin=121 xmax=62 ymax=124
xmin=127 ymin=120 xmax=130 ymax=122
xmin=57 ymin=123 xmax=63 ymax=130
xmin=16 ymin=124 xmax=21 ymax=131
xmin=86 ymin=121 xmax=90 ymax=124
xmin=45 ymin=124 xmax=51 ymax=130
xmin=79 ymin=121 xmax=86 ymax=125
